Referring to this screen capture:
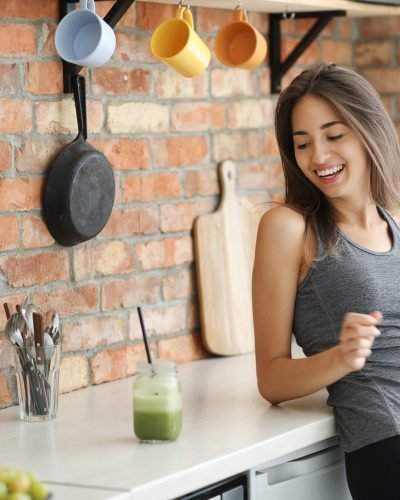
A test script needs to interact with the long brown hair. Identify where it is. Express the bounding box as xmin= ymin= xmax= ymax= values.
xmin=275 ymin=62 xmax=400 ymax=253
